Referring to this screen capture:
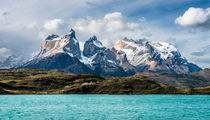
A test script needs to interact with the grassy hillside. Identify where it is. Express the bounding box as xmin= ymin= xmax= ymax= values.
xmin=188 ymin=86 xmax=210 ymax=95
xmin=0 ymin=68 xmax=188 ymax=94
xmin=137 ymin=69 xmax=210 ymax=89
